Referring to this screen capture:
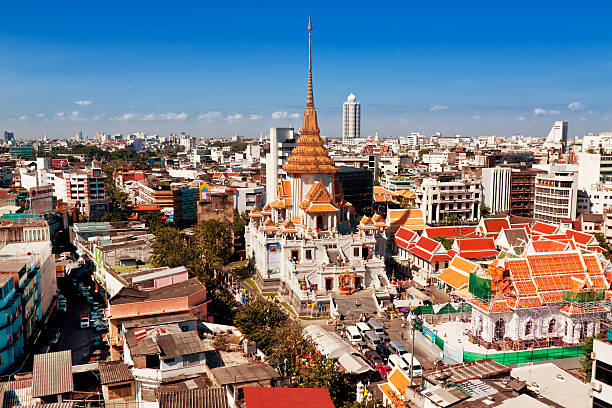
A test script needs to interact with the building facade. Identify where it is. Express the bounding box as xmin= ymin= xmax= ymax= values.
xmin=534 ymin=165 xmax=578 ymax=224
xmin=481 ymin=167 xmax=511 ymax=214
xmin=416 ymin=178 xmax=481 ymax=224
xmin=342 ymin=93 xmax=360 ymax=143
